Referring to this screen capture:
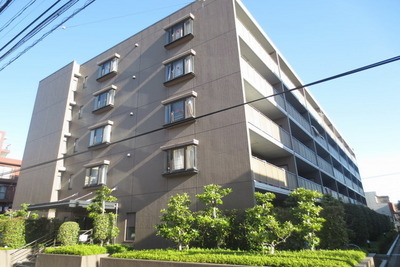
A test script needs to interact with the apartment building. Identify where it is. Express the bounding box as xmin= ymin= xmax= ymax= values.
xmin=13 ymin=0 xmax=366 ymax=248
xmin=0 ymin=131 xmax=21 ymax=213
